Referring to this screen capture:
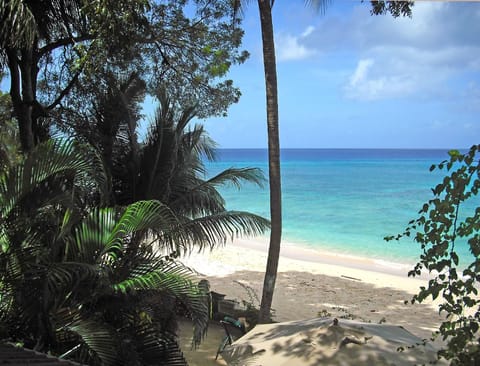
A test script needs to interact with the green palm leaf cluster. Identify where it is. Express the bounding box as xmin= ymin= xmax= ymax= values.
xmin=1 ymin=3 xmax=269 ymax=364
xmin=0 ymin=139 xmax=258 ymax=365
xmin=75 ymin=75 xmax=269 ymax=253
xmin=0 ymin=84 xmax=270 ymax=364
xmin=0 ymin=0 xmax=83 ymax=46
